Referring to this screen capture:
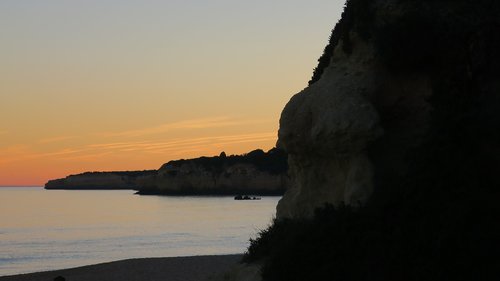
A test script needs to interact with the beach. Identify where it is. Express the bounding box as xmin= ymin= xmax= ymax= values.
xmin=0 ymin=254 xmax=242 ymax=281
